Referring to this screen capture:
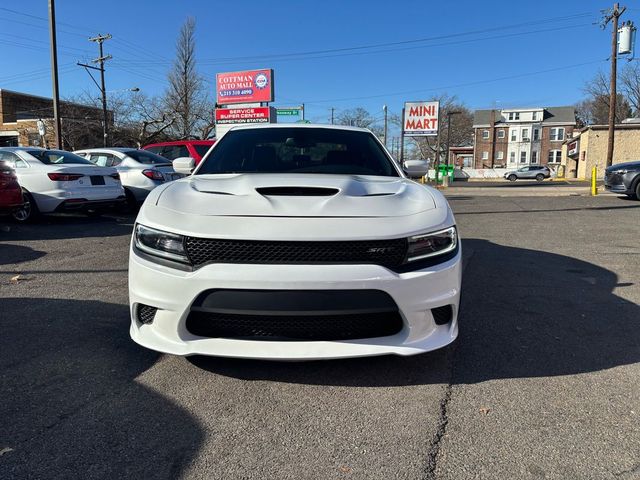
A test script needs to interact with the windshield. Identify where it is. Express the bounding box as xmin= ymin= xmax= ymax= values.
xmin=126 ymin=149 xmax=171 ymax=164
xmin=27 ymin=150 xmax=94 ymax=165
xmin=196 ymin=128 xmax=398 ymax=177
xmin=194 ymin=144 xmax=212 ymax=158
